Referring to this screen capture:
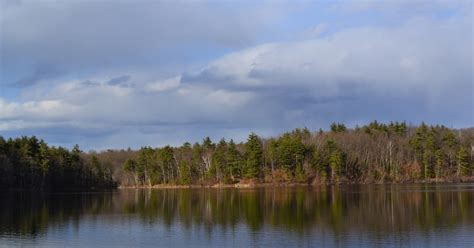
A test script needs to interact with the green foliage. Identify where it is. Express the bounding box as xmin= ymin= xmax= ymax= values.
xmin=325 ymin=140 xmax=344 ymax=182
xmin=310 ymin=149 xmax=326 ymax=176
xmin=409 ymin=124 xmax=428 ymax=162
xmin=388 ymin=121 xmax=407 ymax=135
xmin=330 ymin=122 xmax=347 ymax=133
xmin=123 ymin=158 xmax=137 ymax=172
xmin=456 ymin=147 xmax=470 ymax=176
xmin=277 ymin=133 xmax=306 ymax=172
xmin=244 ymin=133 xmax=262 ymax=179
xmin=362 ymin=121 xmax=408 ymax=136
xmin=318 ymin=128 xmax=324 ymax=135
xmin=442 ymin=131 xmax=458 ymax=148
xmin=0 ymin=137 xmax=115 ymax=190
xmin=91 ymin=155 xmax=104 ymax=180
xmin=227 ymin=139 xmax=243 ymax=180
xmin=38 ymin=141 xmax=49 ymax=175
xmin=3 ymin=121 xmax=471 ymax=189
xmin=211 ymin=138 xmax=228 ymax=181
xmin=434 ymin=149 xmax=443 ymax=179
xmin=422 ymin=150 xmax=432 ymax=178
xmin=178 ymin=160 xmax=192 ymax=184
xmin=202 ymin=137 xmax=214 ymax=150
xmin=294 ymin=163 xmax=306 ymax=183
